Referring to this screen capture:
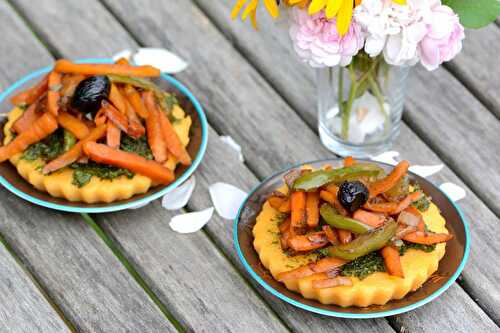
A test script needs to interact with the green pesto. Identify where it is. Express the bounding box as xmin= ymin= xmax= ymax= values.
xmin=411 ymin=183 xmax=431 ymax=212
xmin=22 ymin=129 xmax=64 ymax=161
xmin=399 ymin=241 xmax=436 ymax=255
xmin=70 ymin=162 xmax=134 ymax=188
xmin=120 ymin=134 xmax=153 ymax=160
xmin=340 ymin=252 xmax=386 ymax=280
